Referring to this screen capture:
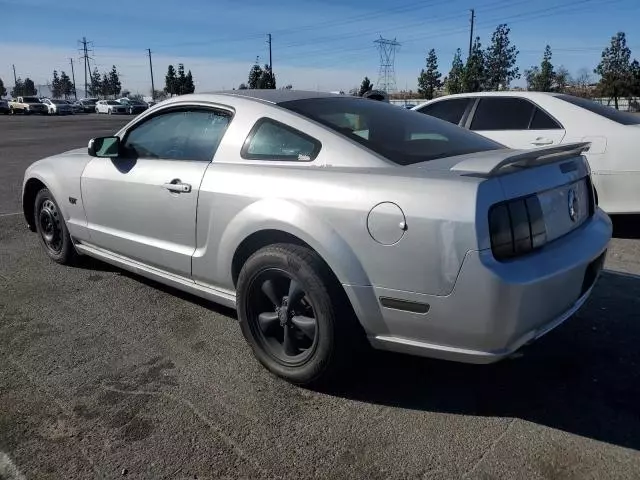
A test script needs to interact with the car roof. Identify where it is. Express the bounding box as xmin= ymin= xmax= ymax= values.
xmin=159 ymin=89 xmax=339 ymax=107
xmin=426 ymin=91 xmax=560 ymax=101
